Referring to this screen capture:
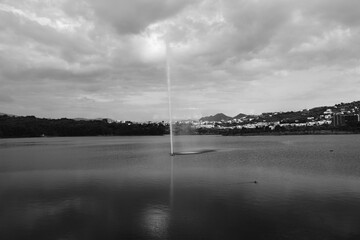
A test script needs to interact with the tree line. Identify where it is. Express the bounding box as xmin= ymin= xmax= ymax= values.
xmin=0 ymin=115 xmax=167 ymax=138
